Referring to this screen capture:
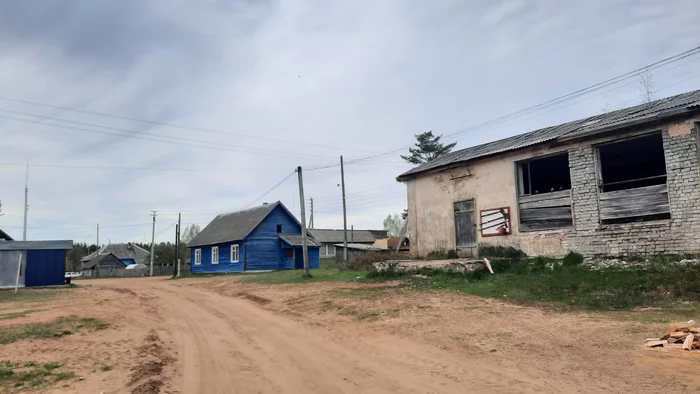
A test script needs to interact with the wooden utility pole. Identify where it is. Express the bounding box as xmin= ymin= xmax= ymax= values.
xmin=149 ymin=210 xmax=157 ymax=276
xmin=297 ymin=166 xmax=310 ymax=276
xmin=351 ymin=225 xmax=354 ymax=243
xmin=340 ymin=156 xmax=348 ymax=262
xmin=22 ymin=163 xmax=28 ymax=240
xmin=309 ymin=198 xmax=314 ymax=229
xmin=96 ymin=223 xmax=99 ymax=250
xmin=175 ymin=213 xmax=181 ymax=277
